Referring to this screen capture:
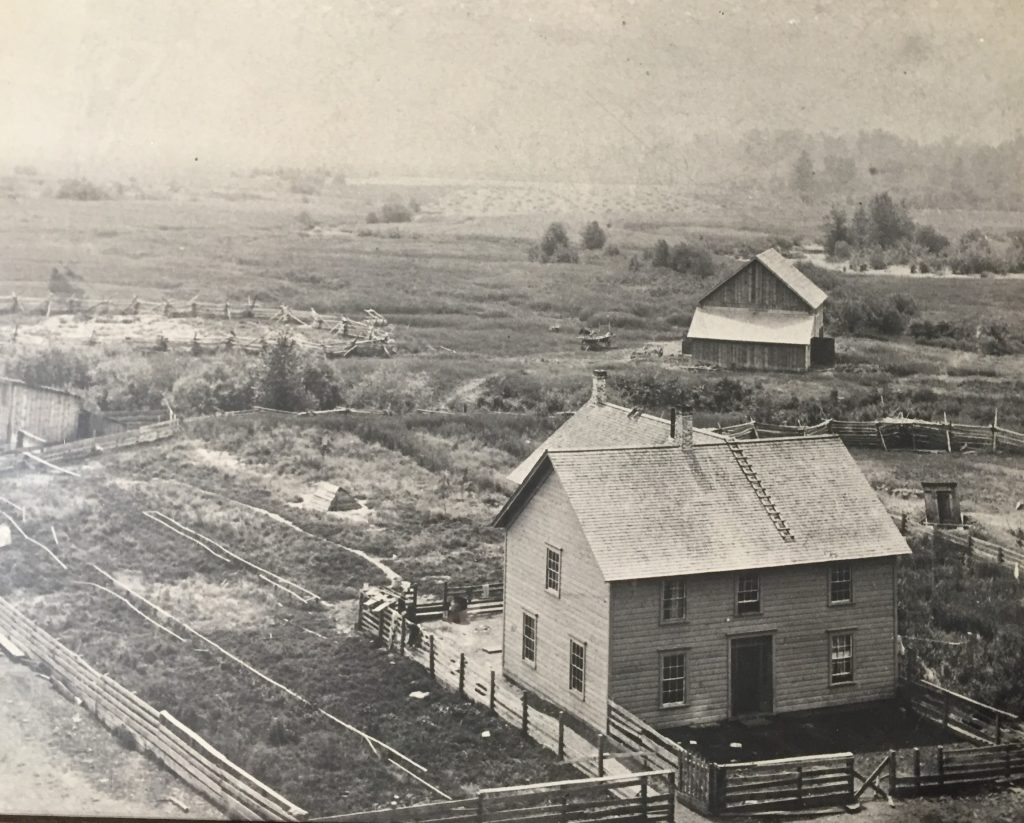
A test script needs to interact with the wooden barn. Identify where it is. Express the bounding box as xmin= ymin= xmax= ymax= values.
xmin=685 ymin=248 xmax=830 ymax=372
xmin=0 ymin=377 xmax=87 ymax=449
xmin=493 ymin=419 xmax=910 ymax=733
xmin=508 ymin=369 xmax=723 ymax=487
